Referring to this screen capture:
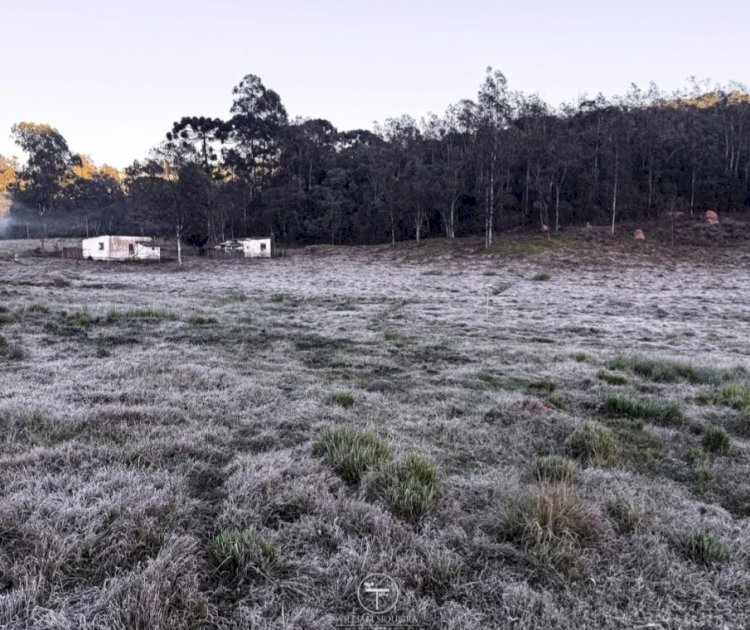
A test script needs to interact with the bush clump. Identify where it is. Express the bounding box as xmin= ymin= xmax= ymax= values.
xmin=675 ymin=530 xmax=730 ymax=565
xmin=567 ymin=421 xmax=615 ymax=465
xmin=532 ymin=455 xmax=578 ymax=484
xmin=702 ymin=426 xmax=730 ymax=455
xmin=312 ymin=426 xmax=392 ymax=484
xmin=211 ymin=527 xmax=277 ymax=578
xmin=604 ymin=393 xmax=683 ymax=425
